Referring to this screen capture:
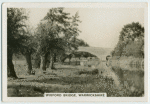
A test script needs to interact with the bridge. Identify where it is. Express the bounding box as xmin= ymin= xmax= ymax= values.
xmin=77 ymin=47 xmax=112 ymax=60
